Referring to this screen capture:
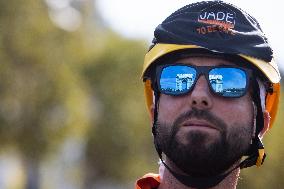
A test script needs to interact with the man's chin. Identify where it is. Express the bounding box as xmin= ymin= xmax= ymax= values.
xmin=166 ymin=133 xmax=233 ymax=177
